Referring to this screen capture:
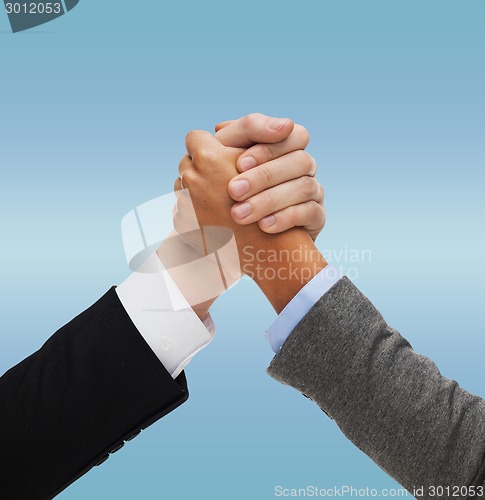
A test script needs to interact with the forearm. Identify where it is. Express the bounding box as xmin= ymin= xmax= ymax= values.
xmin=157 ymin=230 xmax=227 ymax=321
xmin=0 ymin=289 xmax=188 ymax=499
xmin=267 ymin=278 xmax=485 ymax=497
